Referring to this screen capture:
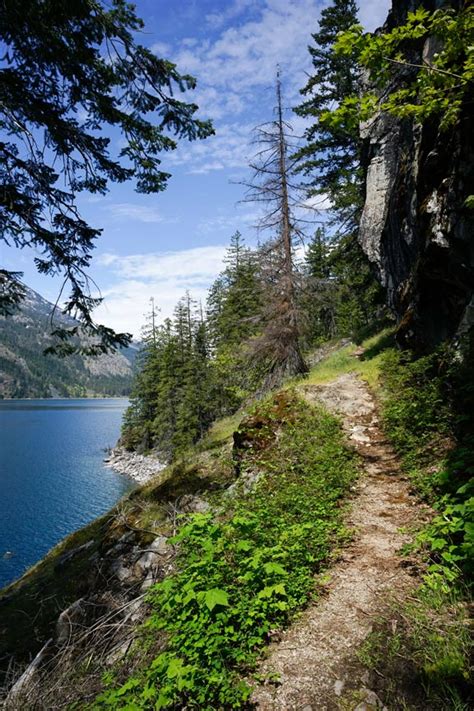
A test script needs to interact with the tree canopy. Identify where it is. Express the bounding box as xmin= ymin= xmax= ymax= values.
xmin=323 ymin=4 xmax=474 ymax=134
xmin=293 ymin=0 xmax=361 ymax=231
xmin=0 ymin=0 xmax=213 ymax=353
